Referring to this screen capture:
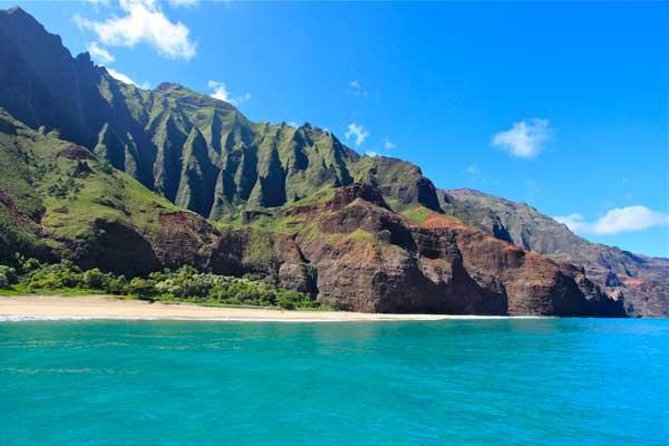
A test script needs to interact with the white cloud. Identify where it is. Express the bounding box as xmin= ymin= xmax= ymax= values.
xmin=237 ymin=92 xmax=252 ymax=104
xmin=87 ymin=41 xmax=115 ymax=64
xmin=207 ymin=80 xmax=250 ymax=105
xmin=208 ymin=80 xmax=230 ymax=101
xmin=492 ymin=118 xmax=551 ymax=158
xmin=364 ymin=151 xmax=380 ymax=157
xmin=554 ymin=213 xmax=588 ymax=233
xmin=106 ymin=67 xmax=135 ymax=85
xmin=555 ymin=206 xmax=669 ymax=235
xmin=349 ymin=79 xmax=368 ymax=96
xmin=168 ymin=0 xmax=198 ymax=6
xmin=383 ymin=139 xmax=396 ymax=150
xmin=75 ymin=0 xmax=196 ymax=60
xmin=591 ymin=206 xmax=669 ymax=234
xmin=345 ymin=123 xmax=369 ymax=146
